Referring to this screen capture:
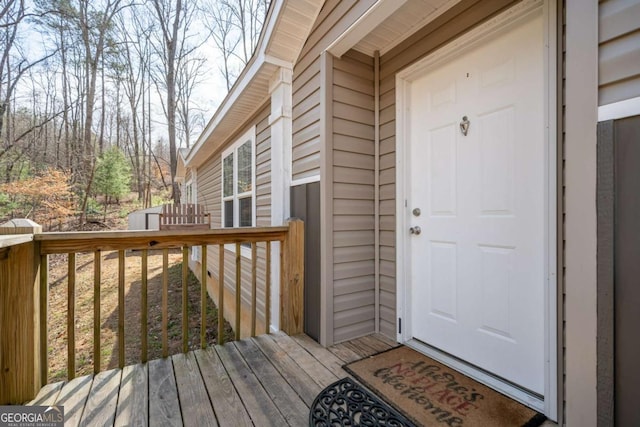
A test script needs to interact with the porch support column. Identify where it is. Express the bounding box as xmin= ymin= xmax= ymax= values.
xmin=565 ymin=0 xmax=598 ymax=425
xmin=269 ymin=66 xmax=293 ymax=332
xmin=0 ymin=219 xmax=43 ymax=404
